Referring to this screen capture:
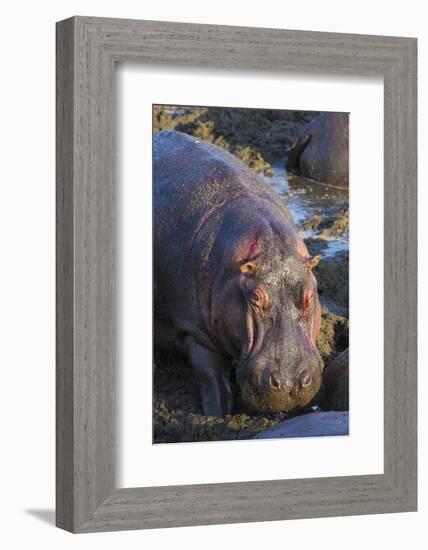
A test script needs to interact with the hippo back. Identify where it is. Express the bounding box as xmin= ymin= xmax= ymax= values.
xmin=287 ymin=113 xmax=349 ymax=187
xmin=153 ymin=130 xmax=297 ymax=328
xmin=154 ymin=130 xmax=293 ymax=246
